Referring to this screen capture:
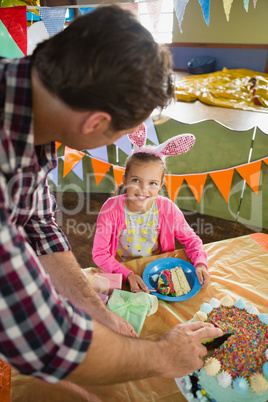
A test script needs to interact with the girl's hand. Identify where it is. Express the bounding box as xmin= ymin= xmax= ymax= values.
xmin=195 ymin=264 xmax=210 ymax=288
xmin=127 ymin=272 xmax=149 ymax=293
